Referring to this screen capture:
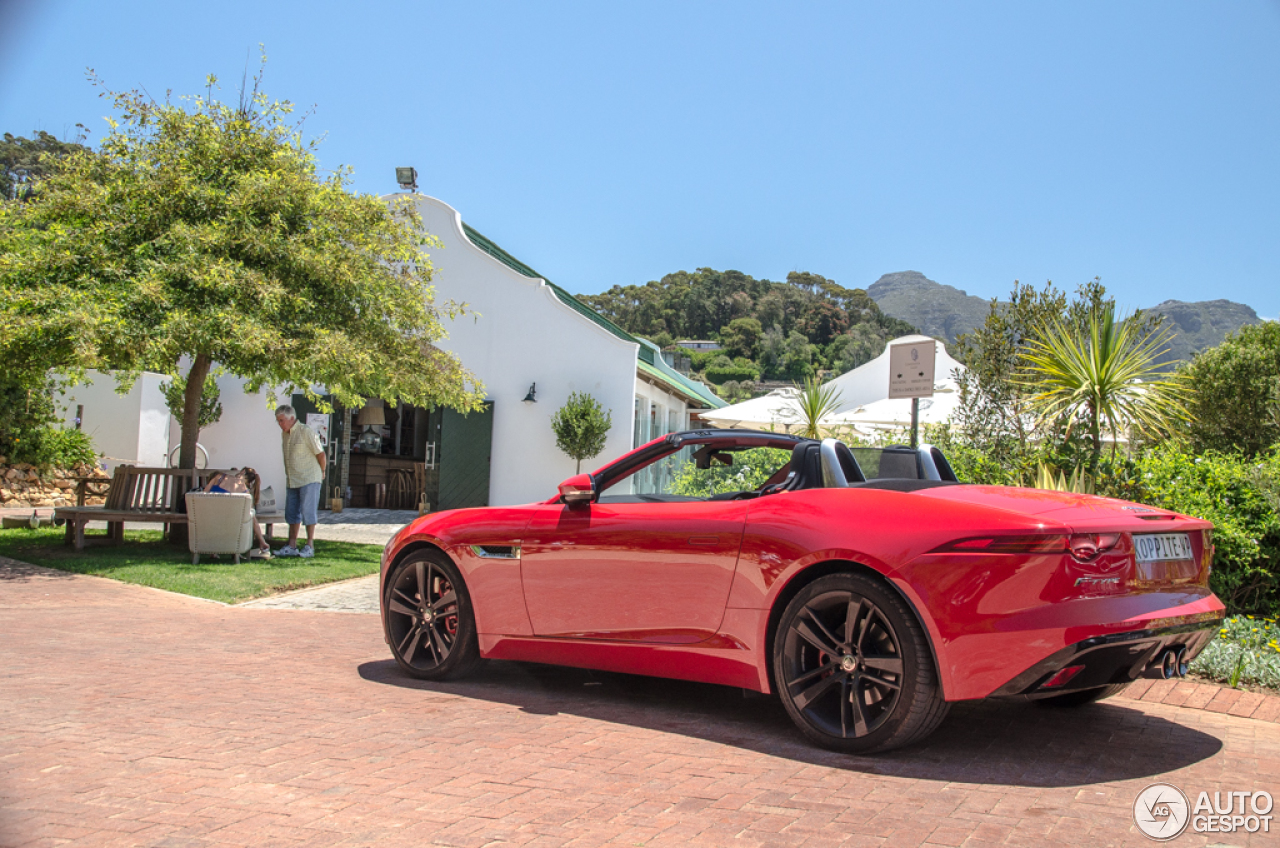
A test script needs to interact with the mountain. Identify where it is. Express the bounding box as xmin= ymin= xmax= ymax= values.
xmin=867 ymin=271 xmax=1262 ymax=366
xmin=865 ymin=272 xmax=991 ymax=344
xmin=1147 ymin=299 xmax=1263 ymax=368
